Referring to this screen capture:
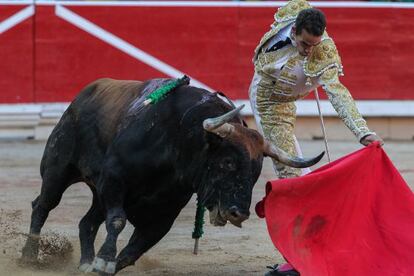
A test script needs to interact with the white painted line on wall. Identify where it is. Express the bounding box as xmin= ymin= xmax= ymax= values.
xmin=2 ymin=101 xmax=413 ymax=117
xmin=33 ymin=1 xmax=414 ymax=9
xmin=234 ymin=100 xmax=414 ymax=117
xmin=0 ymin=5 xmax=34 ymax=34
xmin=0 ymin=1 xmax=33 ymax=5
xmin=297 ymin=100 xmax=414 ymax=117
xmin=37 ymin=1 xmax=274 ymax=7
xmin=0 ymin=104 xmax=42 ymax=114
xmin=55 ymin=4 xmax=213 ymax=91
